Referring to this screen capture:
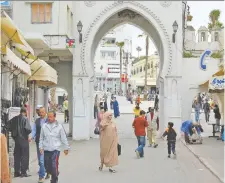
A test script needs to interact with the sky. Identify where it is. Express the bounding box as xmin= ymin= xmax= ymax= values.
xmin=111 ymin=1 xmax=224 ymax=57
